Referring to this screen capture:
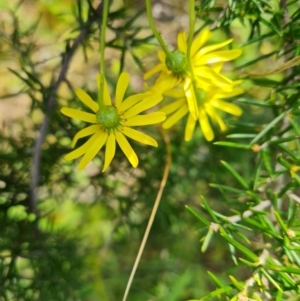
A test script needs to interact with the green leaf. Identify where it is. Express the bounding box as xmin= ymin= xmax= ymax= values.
xmin=226 ymin=133 xmax=256 ymax=139
xmin=237 ymin=97 xmax=273 ymax=107
xmin=220 ymin=161 xmax=249 ymax=190
xmin=228 ymin=275 xmax=244 ymax=290
xmin=219 ymin=227 xmax=258 ymax=261
xmin=185 ymin=205 xmax=210 ymax=226
xmin=201 ymin=228 xmax=214 ymax=253
xmin=209 ymin=183 xmax=244 ymax=194
xmin=250 ymin=112 xmax=286 ymax=144
xmin=261 ymin=149 xmax=273 ymax=177
xmin=201 ymin=196 xmax=219 ymax=223
xmin=214 ymin=141 xmax=252 ymax=150
xmin=274 ymin=211 xmax=289 ymax=233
